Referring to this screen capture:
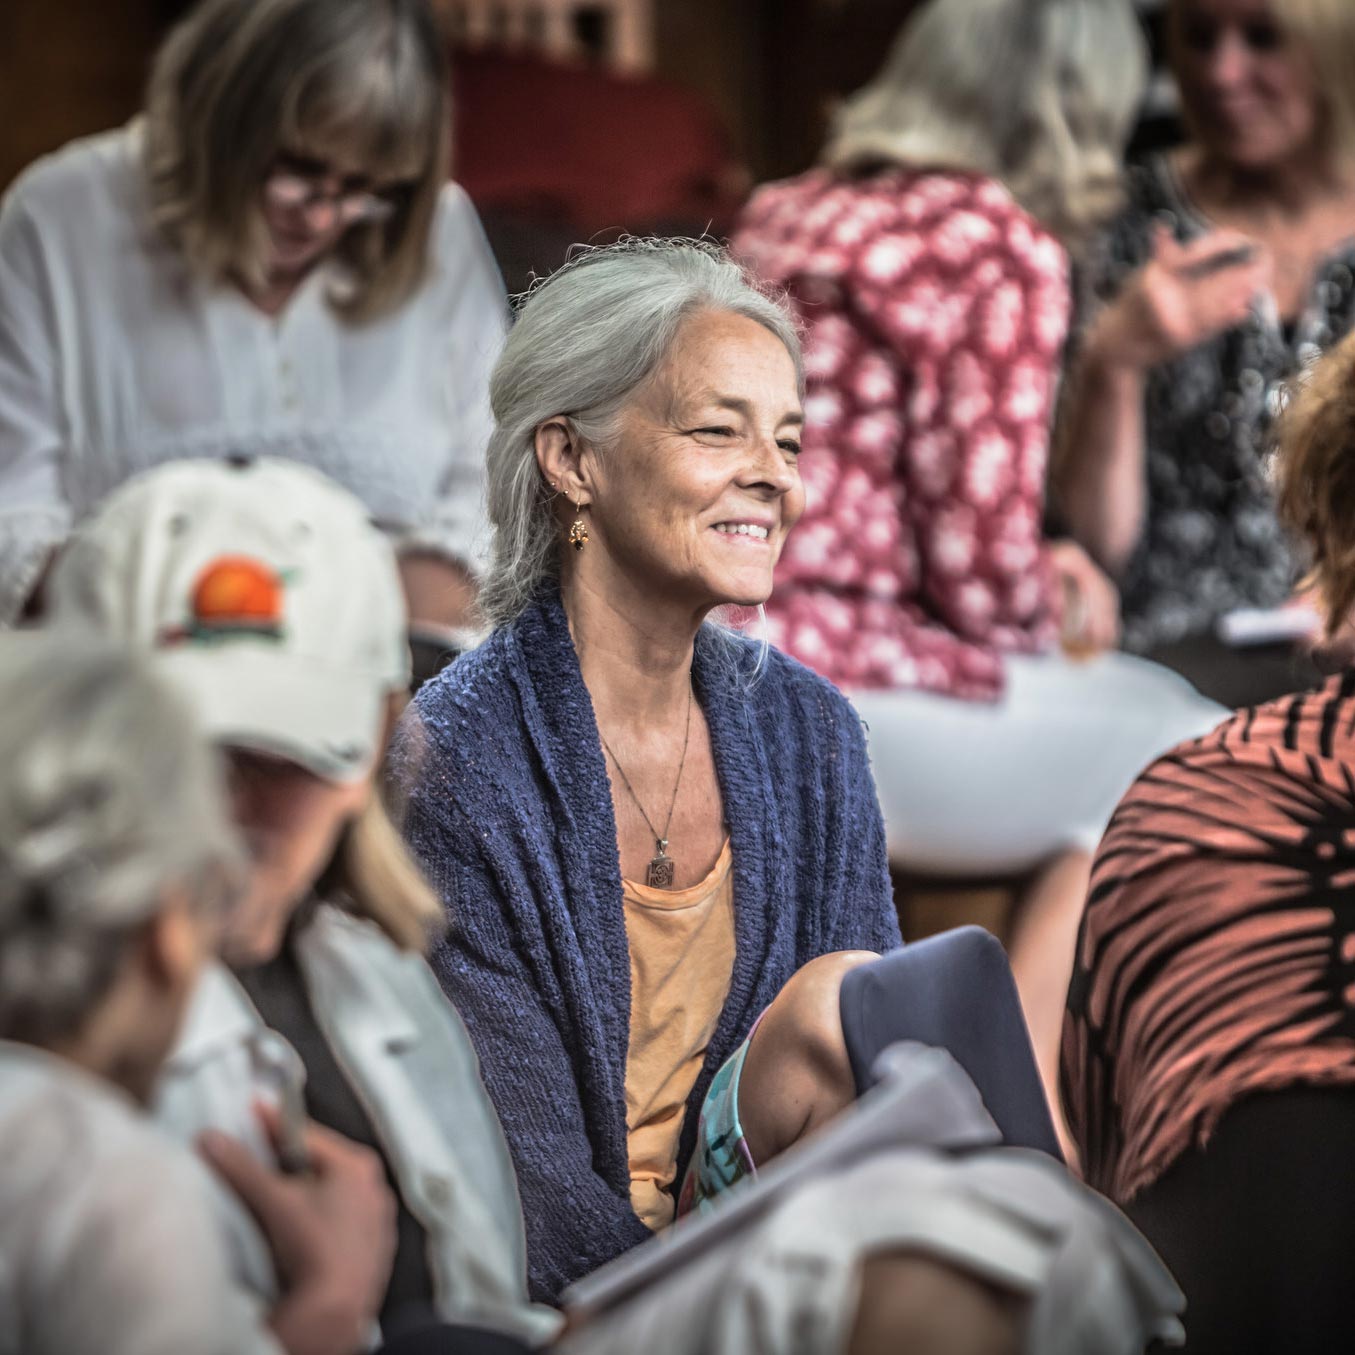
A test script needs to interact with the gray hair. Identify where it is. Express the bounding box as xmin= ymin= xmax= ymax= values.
xmin=480 ymin=238 xmax=804 ymax=629
xmin=823 ymin=0 xmax=1148 ymax=242
xmin=0 ymin=634 xmax=241 ymax=1045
